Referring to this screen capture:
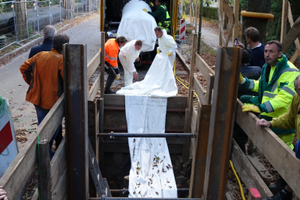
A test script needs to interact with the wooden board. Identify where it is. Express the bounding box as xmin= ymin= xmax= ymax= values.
xmin=189 ymin=105 xmax=211 ymax=198
xmin=231 ymin=140 xmax=273 ymax=198
xmin=50 ymin=138 xmax=66 ymax=191
xmin=235 ymin=99 xmax=300 ymax=197
xmin=88 ymin=75 xmax=100 ymax=101
xmin=87 ymin=51 xmax=100 ymax=81
xmin=195 ymin=54 xmax=215 ymax=81
xmin=193 ymin=78 xmax=207 ymax=104
xmin=287 ymin=2 xmax=300 ymax=63
xmin=52 ymin=169 xmax=67 ymax=200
